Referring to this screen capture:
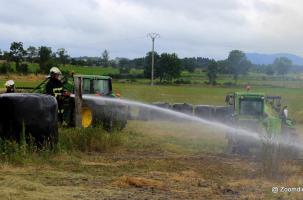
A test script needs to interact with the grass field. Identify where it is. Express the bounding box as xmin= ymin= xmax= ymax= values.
xmin=1 ymin=75 xmax=302 ymax=122
xmin=1 ymin=72 xmax=303 ymax=123
xmin=1 ymin=71 xmax=303 ymax=199
xmin=114 ymin=82 xmax=303 ymax=123
xmin=0 ymin=122 xmax=302 ymax=199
